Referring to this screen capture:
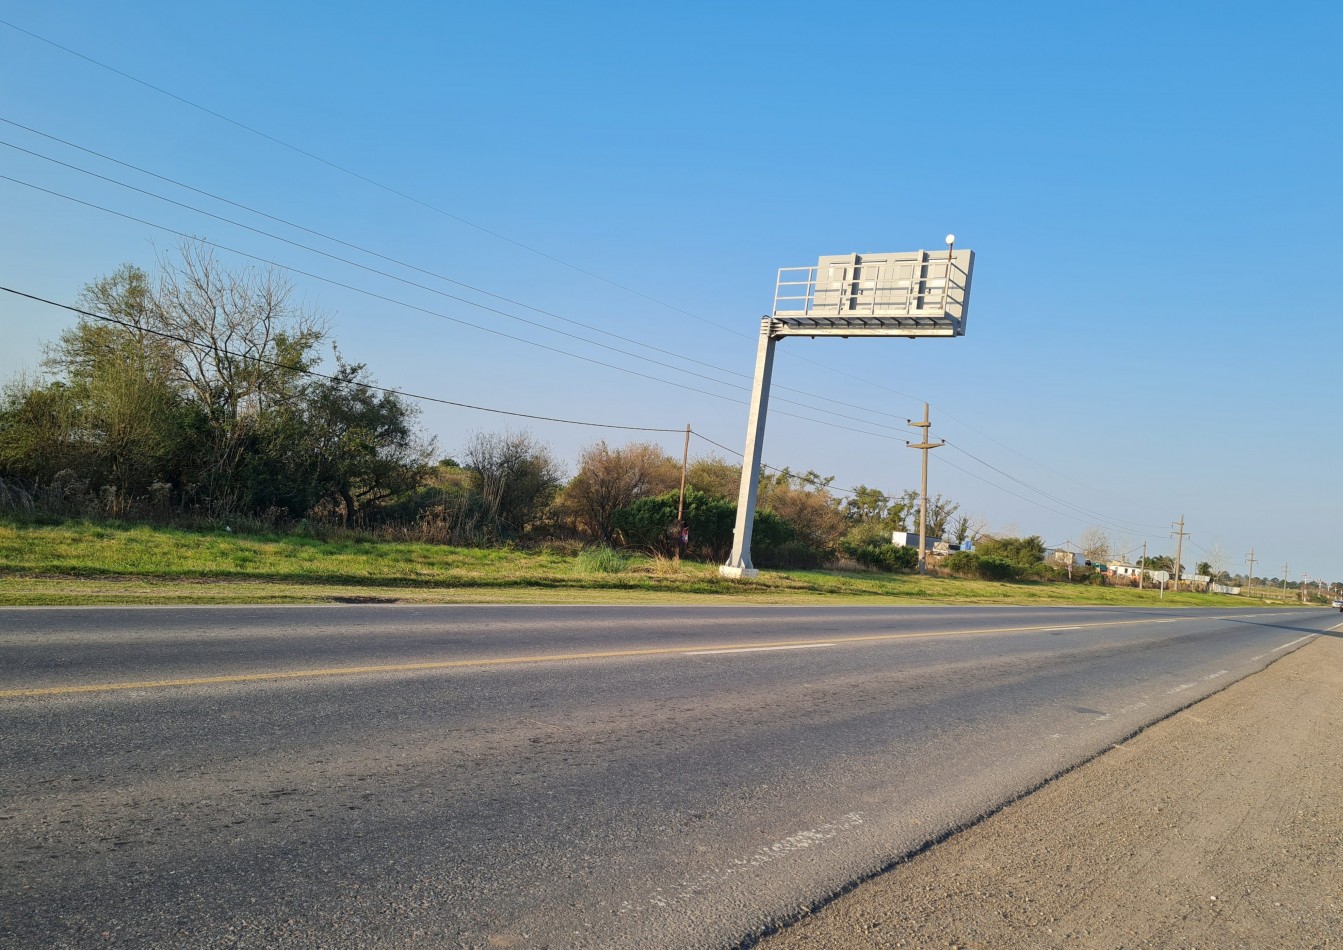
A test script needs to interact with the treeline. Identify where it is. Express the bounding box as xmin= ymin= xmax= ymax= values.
xmin=0 ymin=245 xmax=978 ymax=571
